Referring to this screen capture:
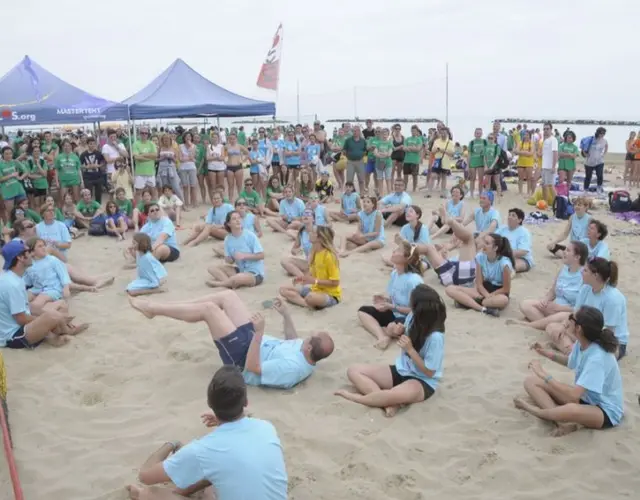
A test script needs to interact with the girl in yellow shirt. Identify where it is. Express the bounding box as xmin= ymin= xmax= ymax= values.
xmin=278 ymin=225 xmax=341 ymax=310
xmin=514 ymin=131 xmax=535 ymax=196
